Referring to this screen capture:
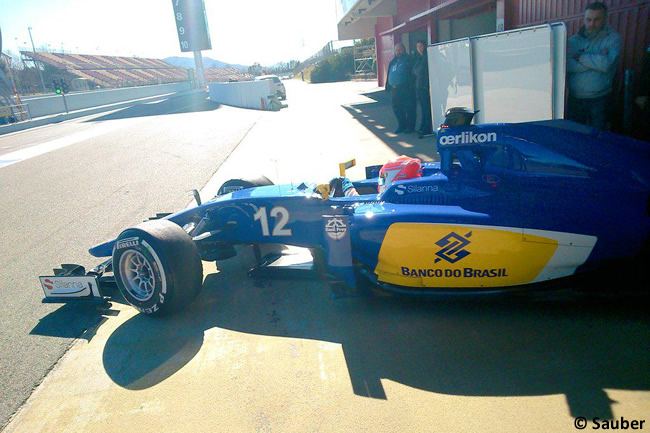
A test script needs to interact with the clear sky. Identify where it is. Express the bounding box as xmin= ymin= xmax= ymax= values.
xmin=1 ymin=0 xmax=342 ymax=66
